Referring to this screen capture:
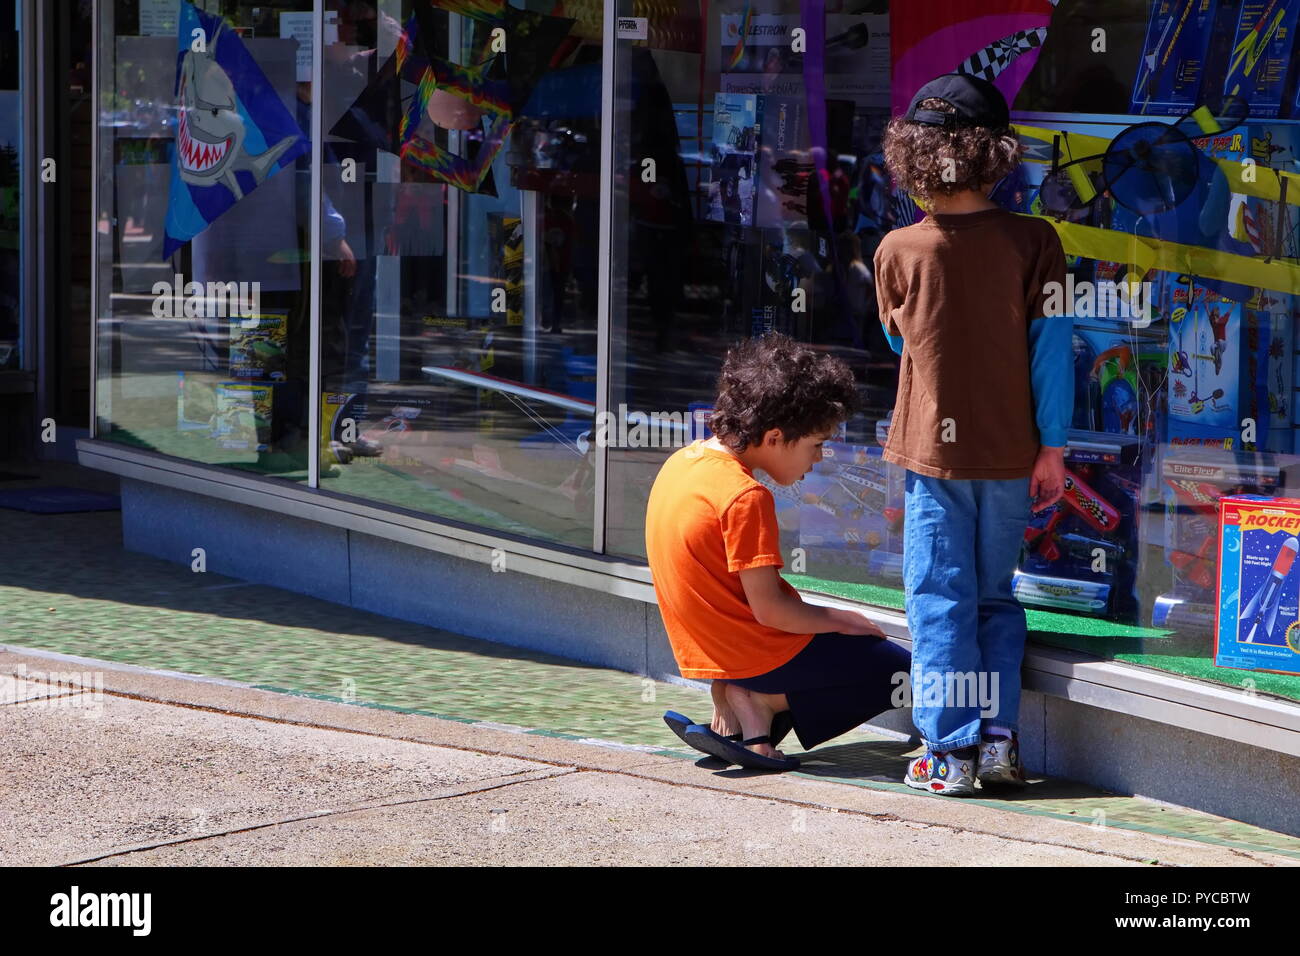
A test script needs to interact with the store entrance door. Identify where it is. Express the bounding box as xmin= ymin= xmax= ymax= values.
xmin=0 ymin=0 xmax=93 ymax=465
